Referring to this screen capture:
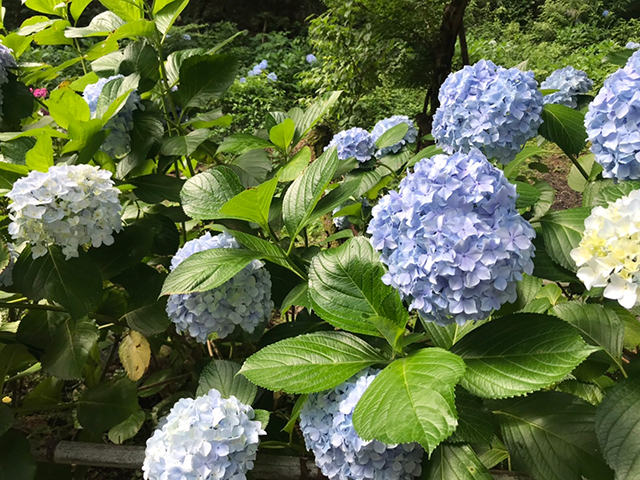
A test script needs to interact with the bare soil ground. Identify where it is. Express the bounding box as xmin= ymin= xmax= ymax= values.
xmin=537 ymin=154 xmax=582 ymax=210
